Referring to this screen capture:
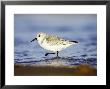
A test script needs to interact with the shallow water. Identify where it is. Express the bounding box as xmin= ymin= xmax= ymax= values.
xmin=14 ymin=14 xmax=97 ymax=67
